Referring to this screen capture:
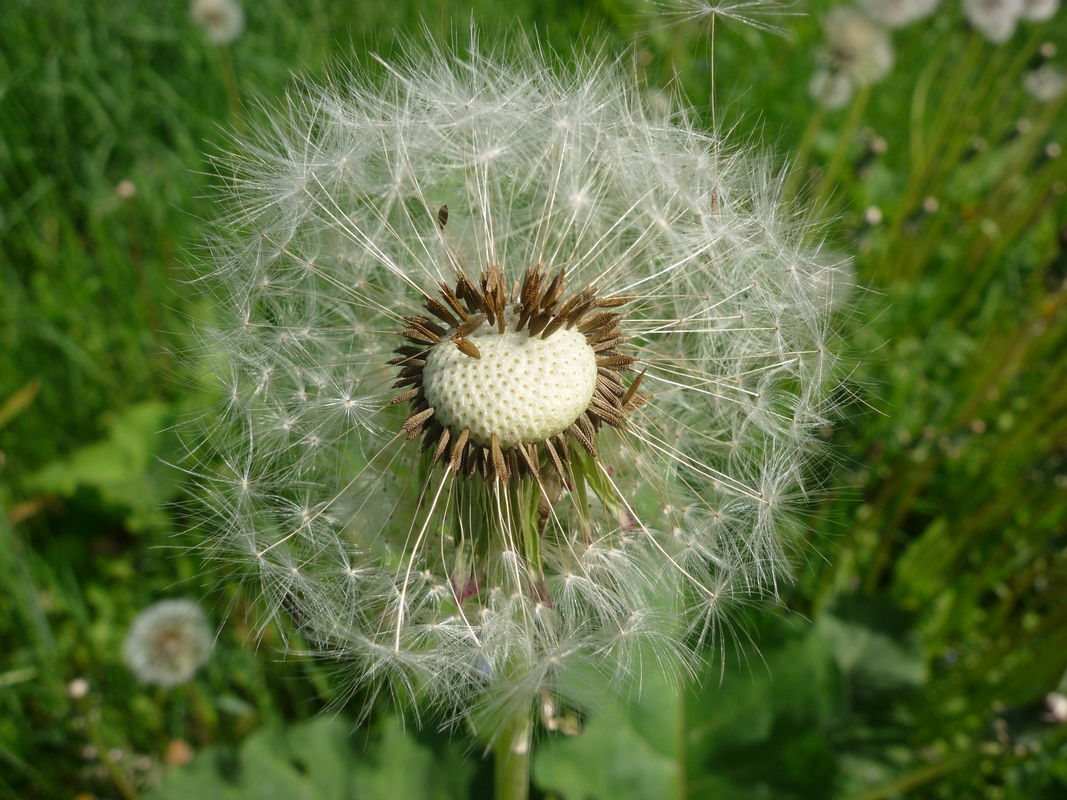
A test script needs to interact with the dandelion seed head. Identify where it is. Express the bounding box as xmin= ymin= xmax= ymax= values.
xmin=858 ymin=0 xmax=940 ymax=27
xmin=1023 ymin=0 xmax=1060 ymax=21
xmin=188 ymin=34 xmax=846 ymax=730
xmin=1025 ymin=64 xmax=1066 ymax=101
xmin=190 ymin=0 xmax=244 ymax=45
xmin=964 ymin=0 xmax=1025 ymax=43
xmin=820 ymin=7 xmax=894 ymax=86
xmin=123 ymin=600 xmax=213 ymax=687
xmin=809 ymin=69 xmax=853 ymax=109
